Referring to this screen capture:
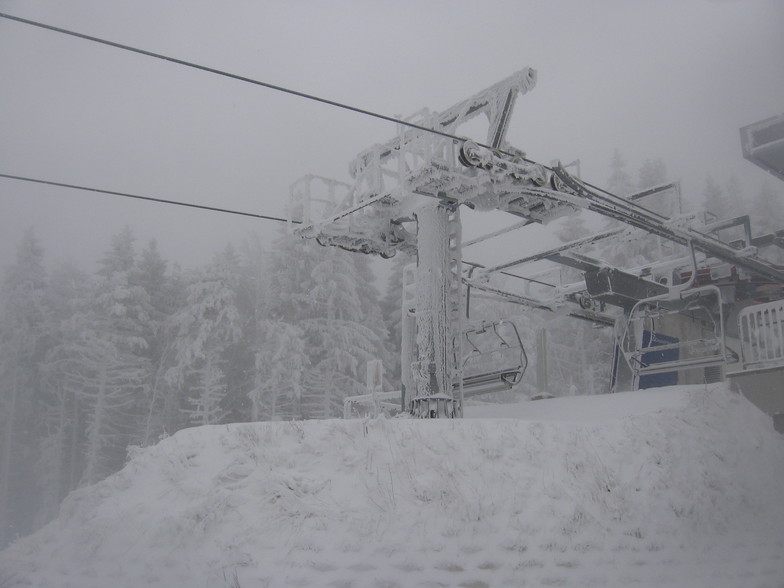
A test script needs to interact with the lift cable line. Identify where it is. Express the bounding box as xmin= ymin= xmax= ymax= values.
xmin=0 ymin=11 xmax=665 ymax=223
xmin=0 ymin=172 xmax=295 ymax=224
xmin=461 ymin=260 xmax=555 ymax=288
xmin=0 ymin=12 xmax=474 ymax=147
